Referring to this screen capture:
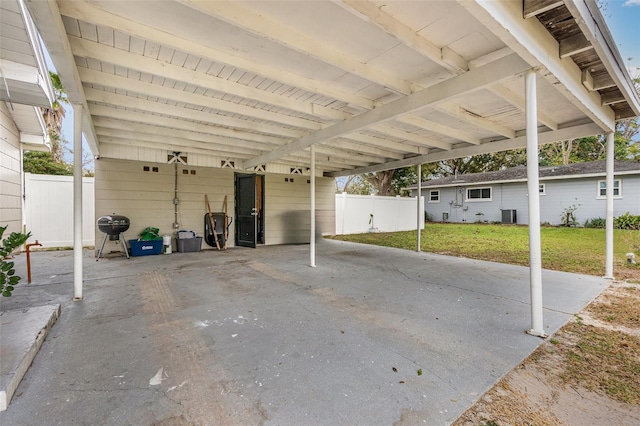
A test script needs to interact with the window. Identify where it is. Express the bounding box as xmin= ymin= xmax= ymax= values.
xmin=428 ymin=190 xmax=440 ymax=203
xmin=539 ymin=183 xmax=546 ymax=195
xmin=466 ymin=187 xmax=492 ymax=201
xmin=597 ymin=179 xmax=621 ymax=198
